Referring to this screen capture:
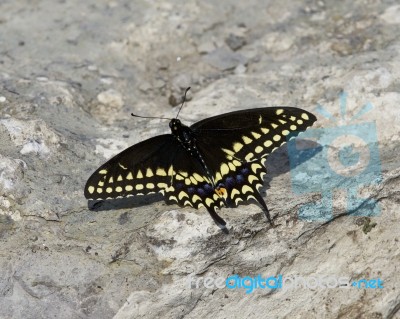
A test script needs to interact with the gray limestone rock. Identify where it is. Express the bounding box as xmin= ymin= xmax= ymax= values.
xmin=0 ymin=0 xmax=399 ymax=318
